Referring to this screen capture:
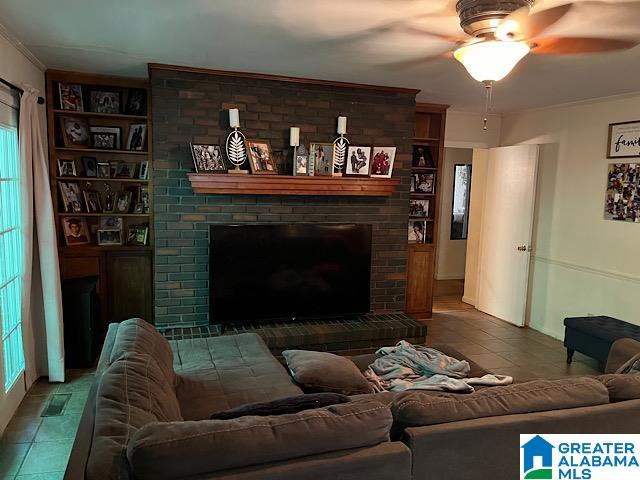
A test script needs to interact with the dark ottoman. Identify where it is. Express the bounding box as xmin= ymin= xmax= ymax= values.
xmin=564 ymin=316 xmax=640 ymax=368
